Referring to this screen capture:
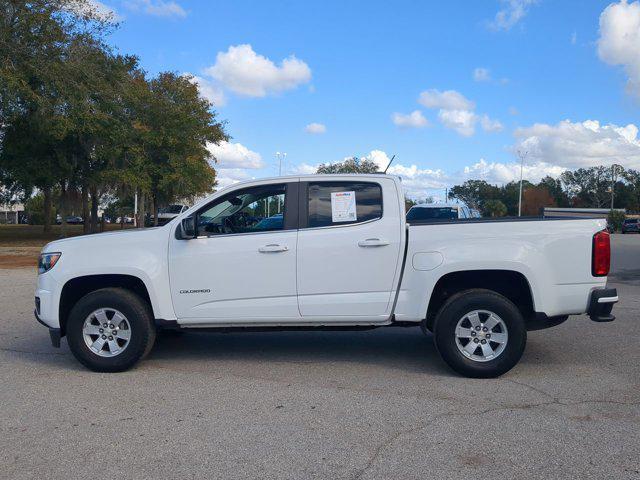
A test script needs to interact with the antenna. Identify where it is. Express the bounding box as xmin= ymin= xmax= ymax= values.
xmin=383 ymin=154 xmax=396 ymax=174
